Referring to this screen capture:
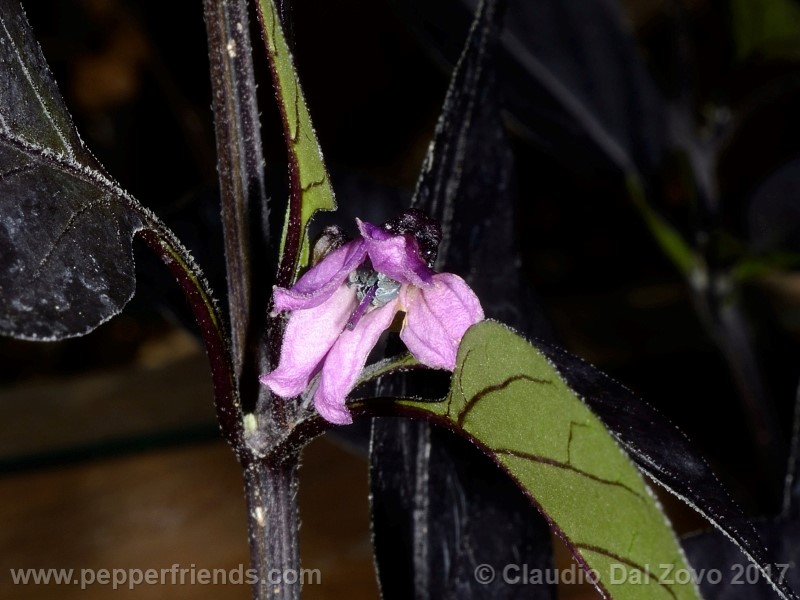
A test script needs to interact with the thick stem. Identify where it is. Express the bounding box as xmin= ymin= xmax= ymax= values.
xmin=244 ymin=454 xmax=301 ymax=600
xmin=202 ymin=2 xmax=301 ymax=597
xmin=203 ymin=0 xmax=270 ymax=386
